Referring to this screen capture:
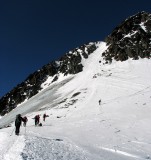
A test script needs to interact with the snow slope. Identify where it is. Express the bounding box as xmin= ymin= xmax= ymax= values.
xmin=0 ymin=42 xmax=151 ymax=160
